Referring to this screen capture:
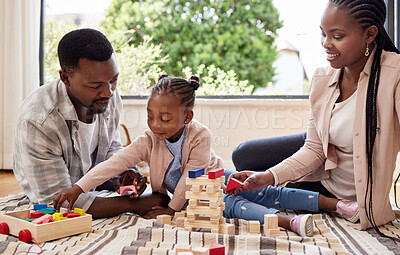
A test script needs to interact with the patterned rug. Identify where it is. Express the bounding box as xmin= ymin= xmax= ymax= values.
xmin=0 ymin=193 xmax=399 ymax=254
